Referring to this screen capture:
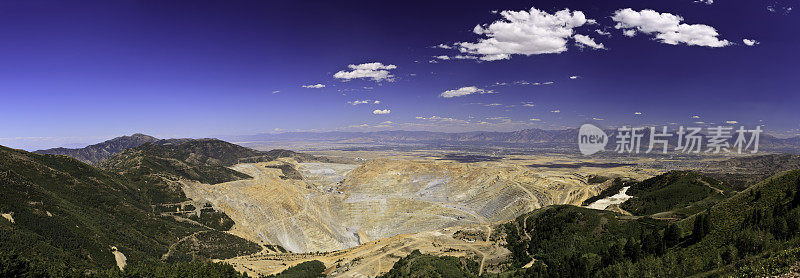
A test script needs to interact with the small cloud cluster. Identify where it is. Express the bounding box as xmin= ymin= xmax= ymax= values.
xmin=574 ymin=34 xmax=606 ymax=49
xmin=347 ymin=100 xmax=381 ymax=105
xmin=302 ymin=84 xmax=325 ymax=89
xmin=595 ymin=29 xmax=611 ymax=36
xmin=334 ymin=62 xmax=397 ymax=82
xmin=440 ymin=86 xmax=496 ymax=98
xmin=767 ymin=5 xmax=793 ymax=14
xmin=492 ymin=80 xmax=554 ymax=86
xmin=415 ymin=116 xmax=467 ymax=123
xmin=486 ymin=116 xmax=510 ymax=120
xmin=430 ymin=55 xmax=479 ymax=63
xmin=455 ymin=7 xmax=603 ymax=61
xmin=743 ymin=39 xmax=760 ymax=46
xmin=611 ymin=8 xmax=730 ymax=47
xmin=372 ymin=109 xmax=391 ymax=115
